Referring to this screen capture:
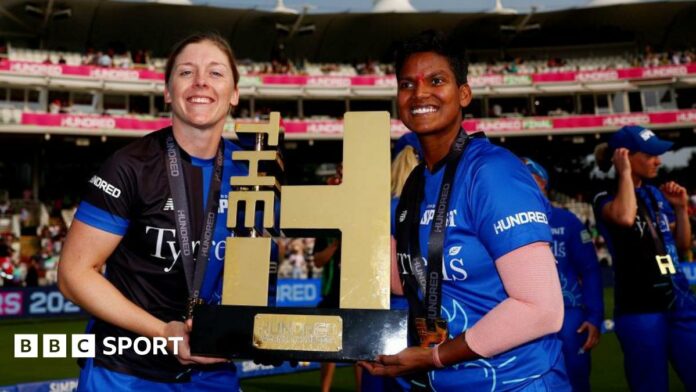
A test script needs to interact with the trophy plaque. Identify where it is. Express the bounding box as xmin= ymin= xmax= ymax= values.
xmin=190 ymin=111 xmax=408 ymax=362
